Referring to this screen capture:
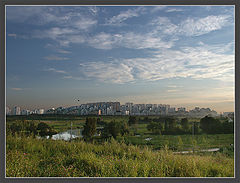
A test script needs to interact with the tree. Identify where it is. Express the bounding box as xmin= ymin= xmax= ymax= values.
xmin=200 ymin=116 xmax=222 ymax=134
xmin=147 ymin=121 xmax=163 ymax=134
xmin=103 ymin=121 xmax=129 ymax=139
xmin=128 ymin=116 xmax=138 ymax=126
xmin=120 ymin=121 xmax=129 ymax=136
xmin=26 ymin=121 xmax=38 ymax=136
xmin=9 ymin=122 xmax=22 ymax=135
xmin=168 ymin=118 xmax=176 ymax=132
xmin=108 ymin=121 xmax=121 ymax=139
xmin=193 ymin=122 xmax=199 ymax=134
xmin=82 ymin=117 xmax=97 ymax=140
xmin=180 ymin=118 xmax=189 ymax=132
xmin=222 ymin=120 xmax=234 ymax=134
xmin=37 ymin=122 xmax=56 ymax=137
